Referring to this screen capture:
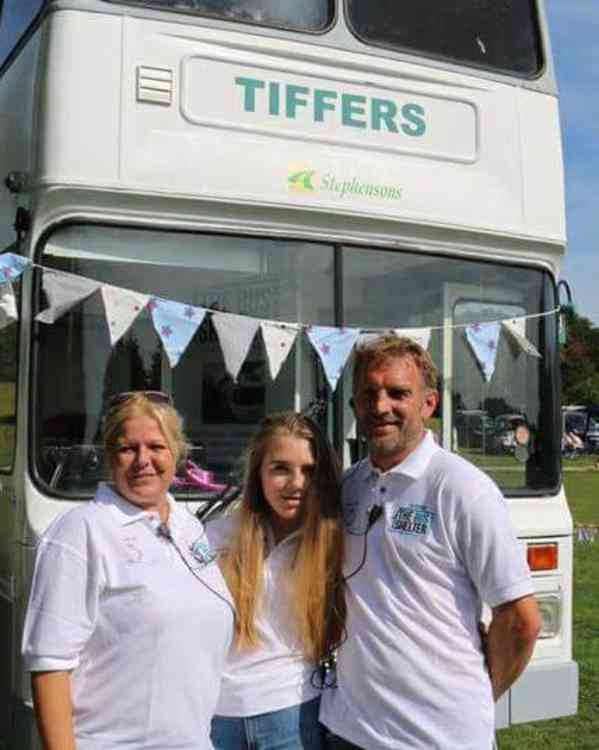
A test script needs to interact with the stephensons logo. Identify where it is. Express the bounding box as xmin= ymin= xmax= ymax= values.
xmin=288 ymin=165 xmax=402 ymax=201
